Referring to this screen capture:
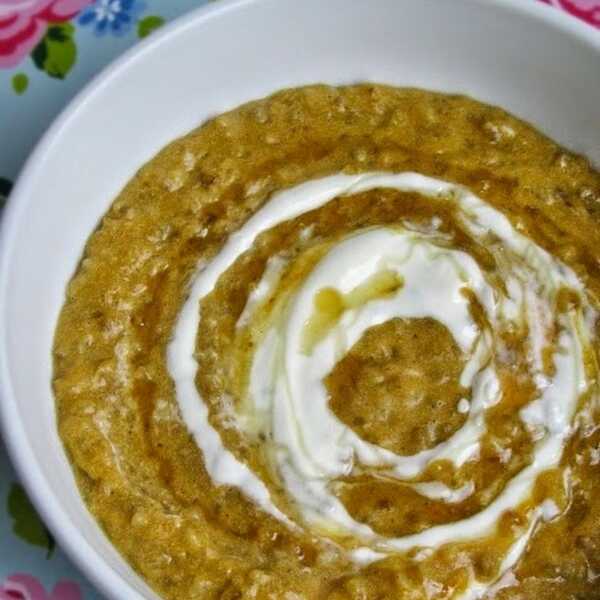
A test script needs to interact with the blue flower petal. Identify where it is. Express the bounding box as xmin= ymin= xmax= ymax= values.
xmin=78 ymin=0 xmax=149 ymax=38
xmin=78 ymin=9 xmax=96 ymax=25
xmin=110 ymin=13 xmax=133 ymax=36
xmin=95 ymin=19 xmax=109 ymax=36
